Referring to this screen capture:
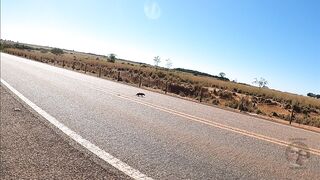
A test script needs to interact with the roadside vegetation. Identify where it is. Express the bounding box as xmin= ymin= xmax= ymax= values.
xmin=1 ymin=39 xmax=319 ymax=128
